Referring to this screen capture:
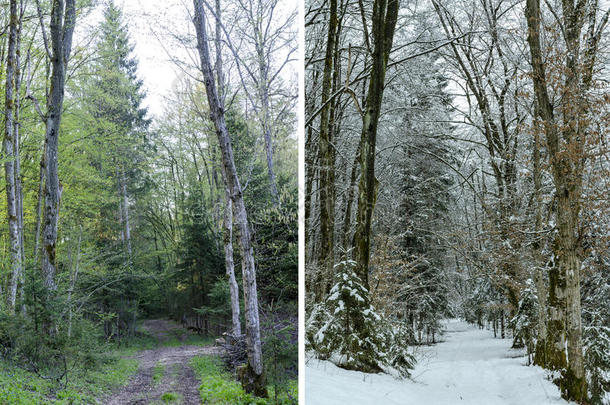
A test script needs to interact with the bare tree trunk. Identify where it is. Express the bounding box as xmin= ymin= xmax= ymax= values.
xmin=223 ymin=174 xmax=241 ymax=336
xmin=214 ymin=0 xmax=241 ymax=338
xmin=532 ymin=112 xmax=548 ymax=367
xmin=524 ymin=0 xmax=597 ymax=401
xmin=192 ymin=0 xmax=266 ymax=396
xmin=341 ymin=143 xmax=360 ymax=251
xmin=14 ymin=3 xmax=25 ymax=316
xmin=42 ymin=0 xmax=76 ymax=297
xmin=34 ymin=143 xmax=46 ymax=266
xmin=353 ymin=0 xmax=399 ymax=288
xmin=3 ymin=0 xmax=21 ymax=313
xmin=316 ymin=0 xmax=338 ymax=301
